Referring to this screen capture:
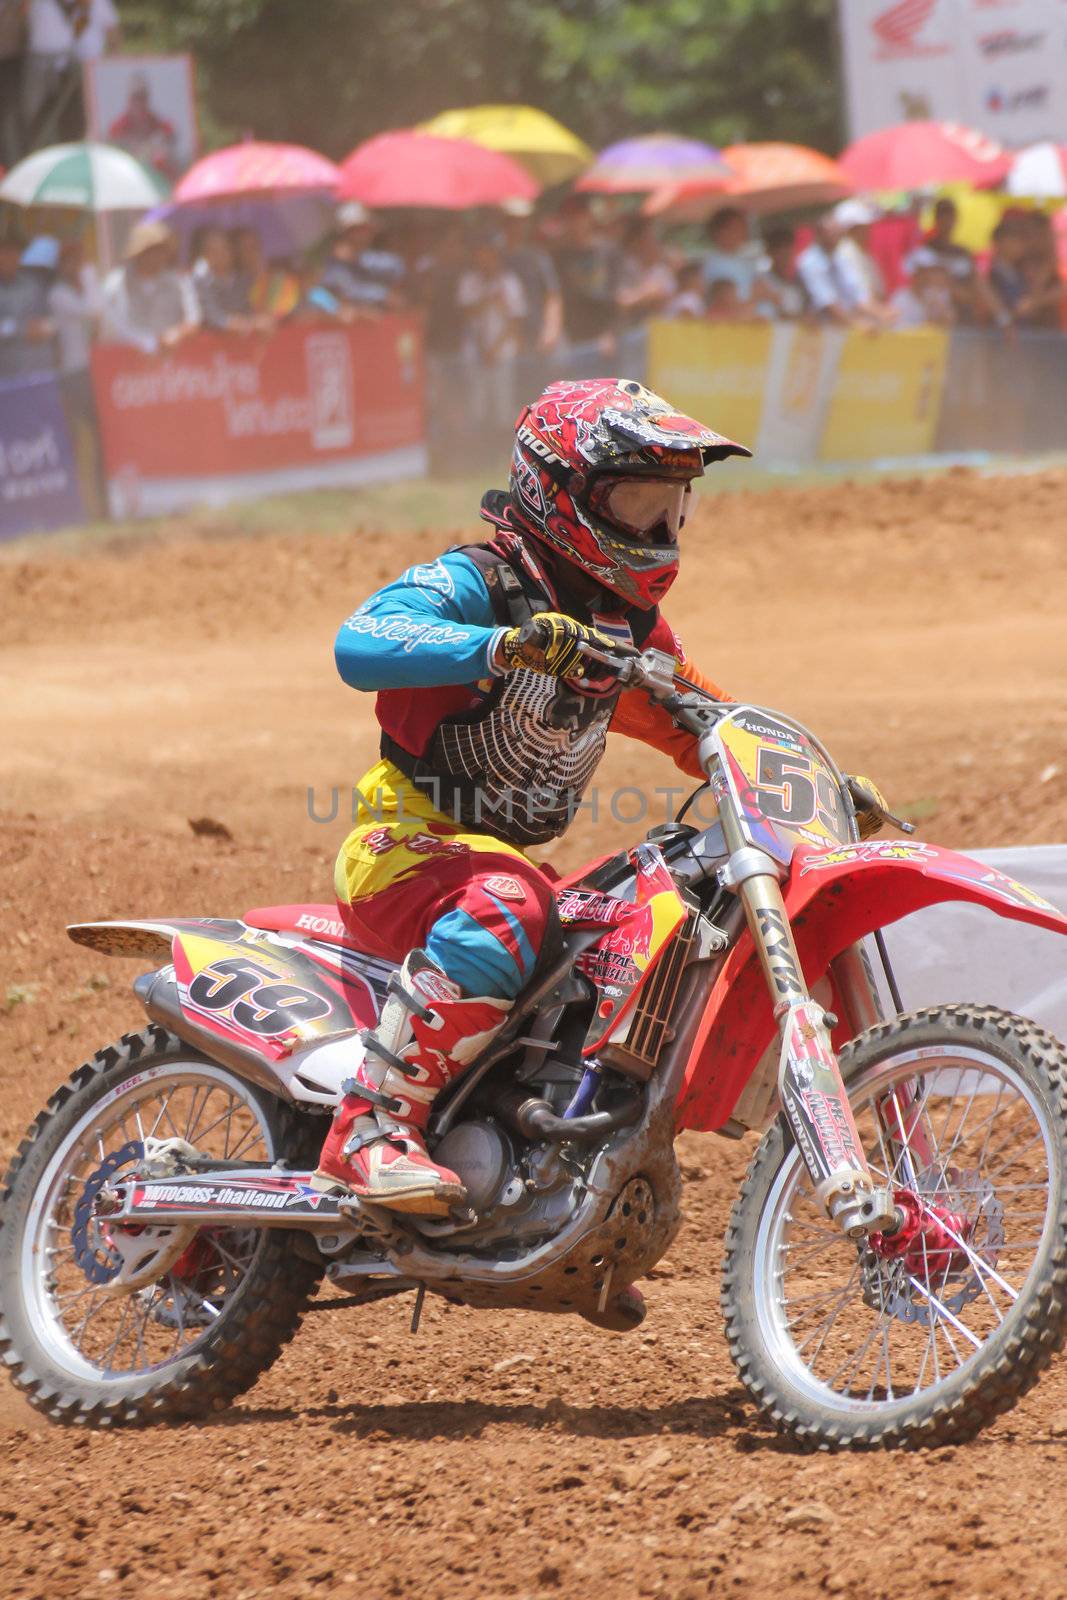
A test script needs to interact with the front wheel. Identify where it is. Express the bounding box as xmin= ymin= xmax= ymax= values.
xmin=0 ymin=1025 xmax=323 ymax=1425
xmin=722 ymin=1004 xmax=1067 ymax=1449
